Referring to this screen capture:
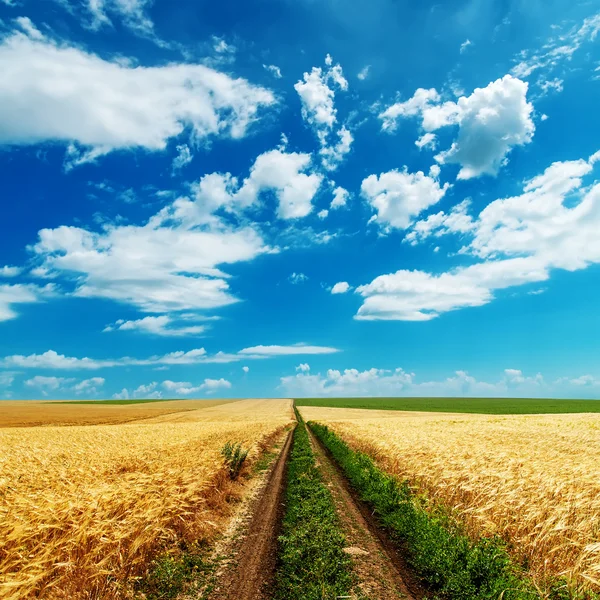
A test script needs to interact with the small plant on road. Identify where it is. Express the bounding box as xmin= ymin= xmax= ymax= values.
xmin=221 ymin=441 xmax=249 ymax=480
